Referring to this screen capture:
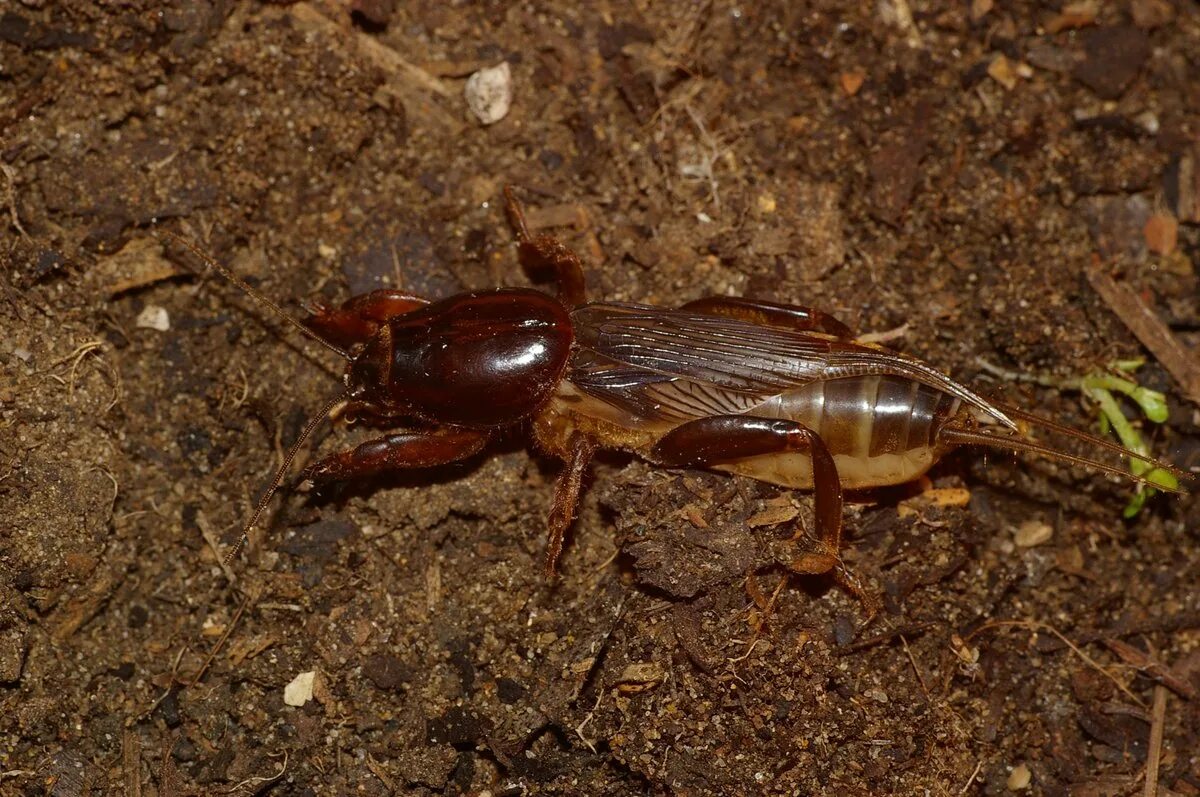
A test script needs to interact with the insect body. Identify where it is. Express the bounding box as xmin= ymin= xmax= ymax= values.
xmin=166 ymin=188 xmax=1185 ymax=607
